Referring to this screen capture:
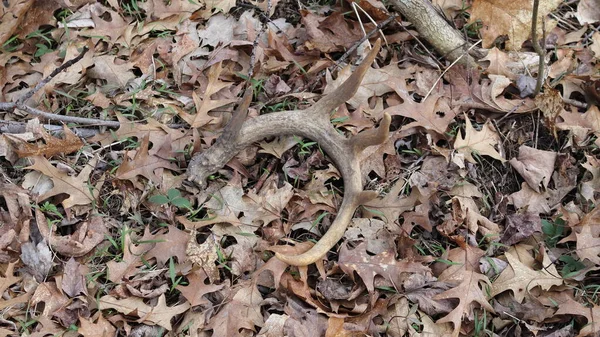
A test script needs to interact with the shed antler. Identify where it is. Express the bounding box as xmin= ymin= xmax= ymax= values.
xmin=187 ymin=39 xmax=390 ymax=266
